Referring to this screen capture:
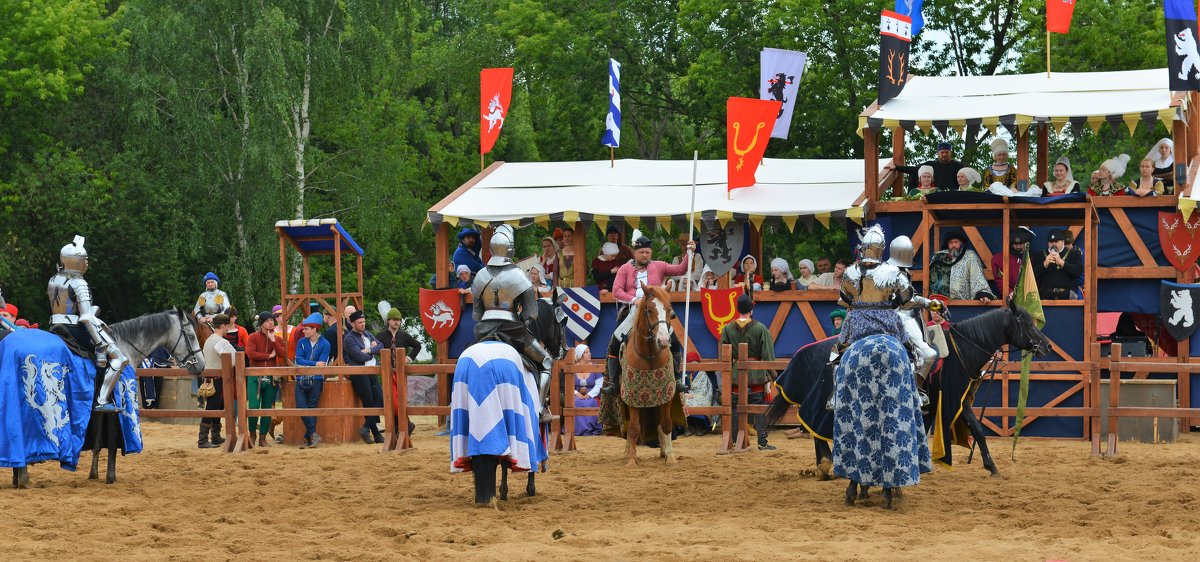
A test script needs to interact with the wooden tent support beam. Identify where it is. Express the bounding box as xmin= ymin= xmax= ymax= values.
xmin=1036 ymin=123 xmax=1049 ymax=186
xmin=892 ymin=128 xmax=906 ymax=197
xmin=864 ymin=128 xmax=879 ymax=215
xmin=1017 ymin=127 xmax=1030 ymax=182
